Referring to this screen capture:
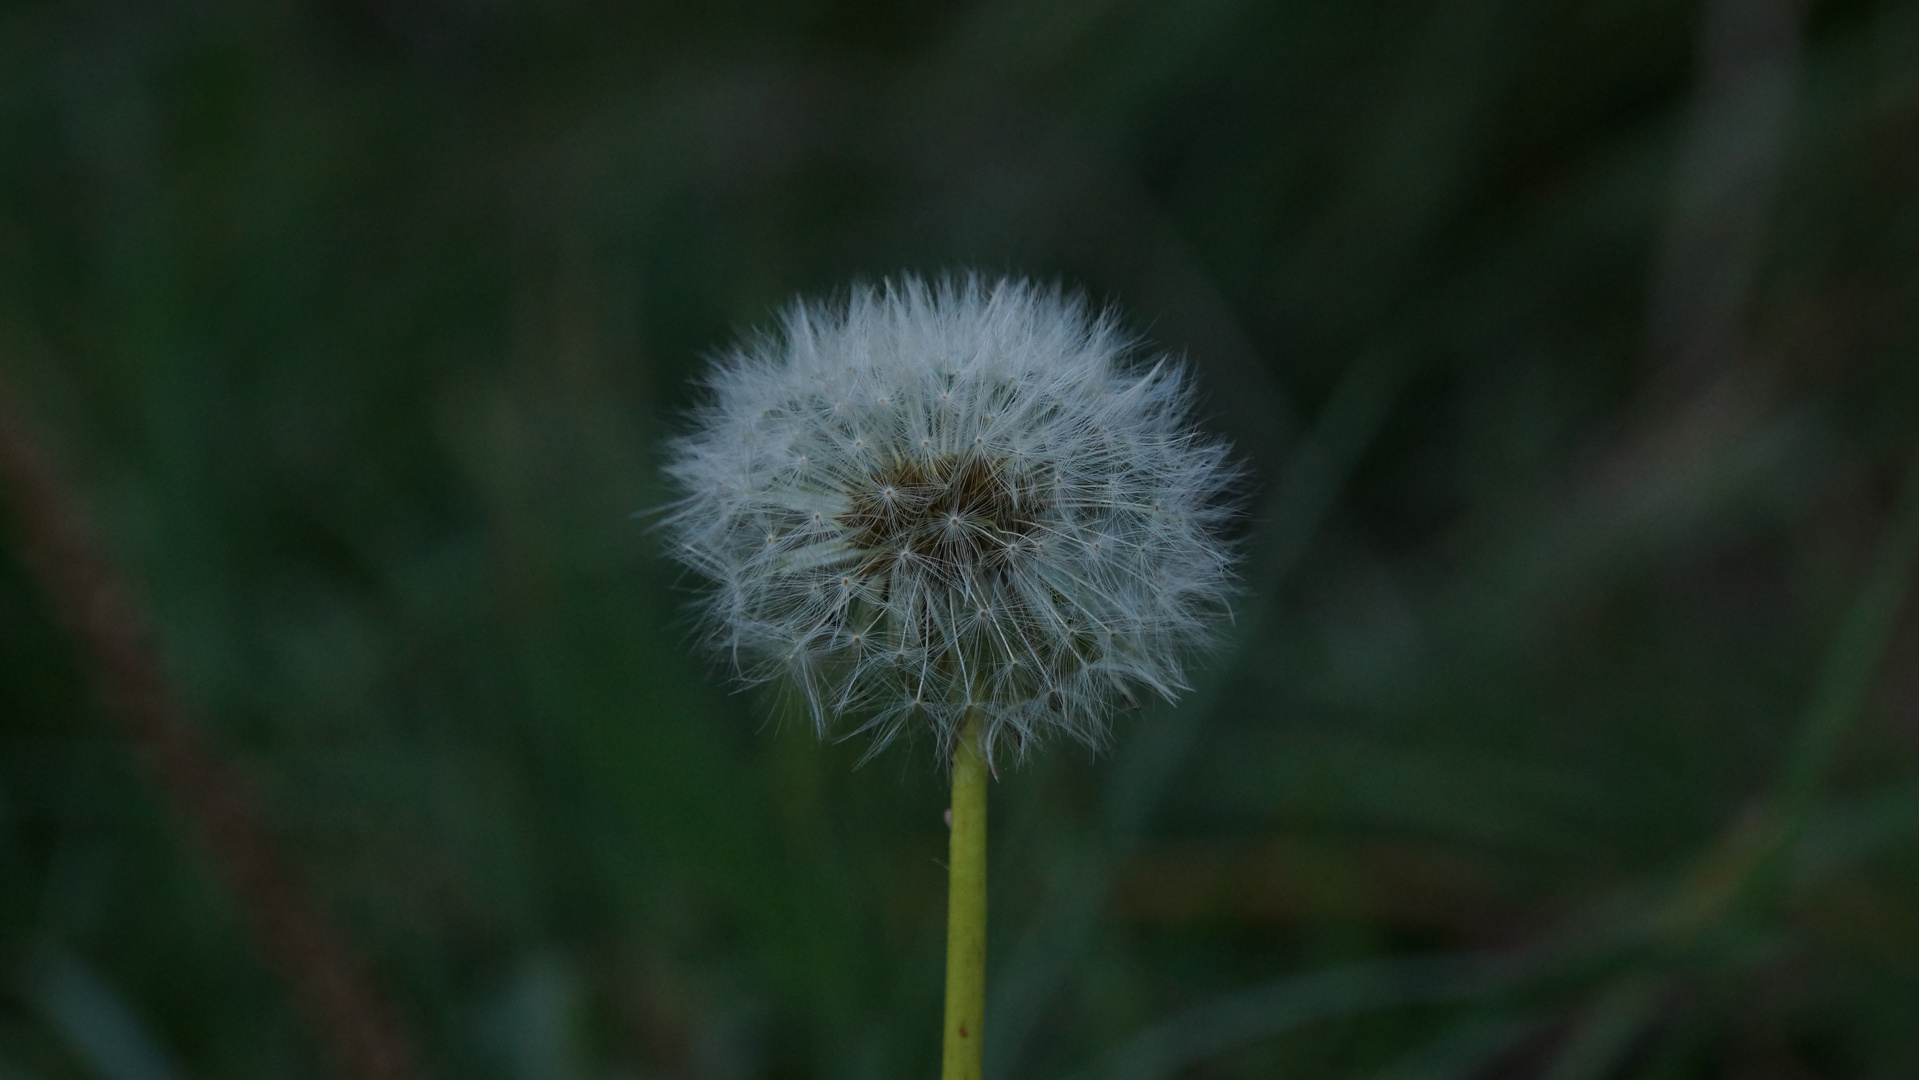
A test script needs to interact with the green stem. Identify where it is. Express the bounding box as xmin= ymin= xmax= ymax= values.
xmin=943 ymin=710 xmax=988 ymax=1080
